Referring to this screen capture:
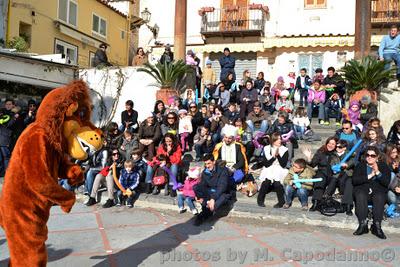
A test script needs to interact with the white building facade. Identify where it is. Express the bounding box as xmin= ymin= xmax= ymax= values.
xmin=137 ymin=0 xmax=383 ymax=83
